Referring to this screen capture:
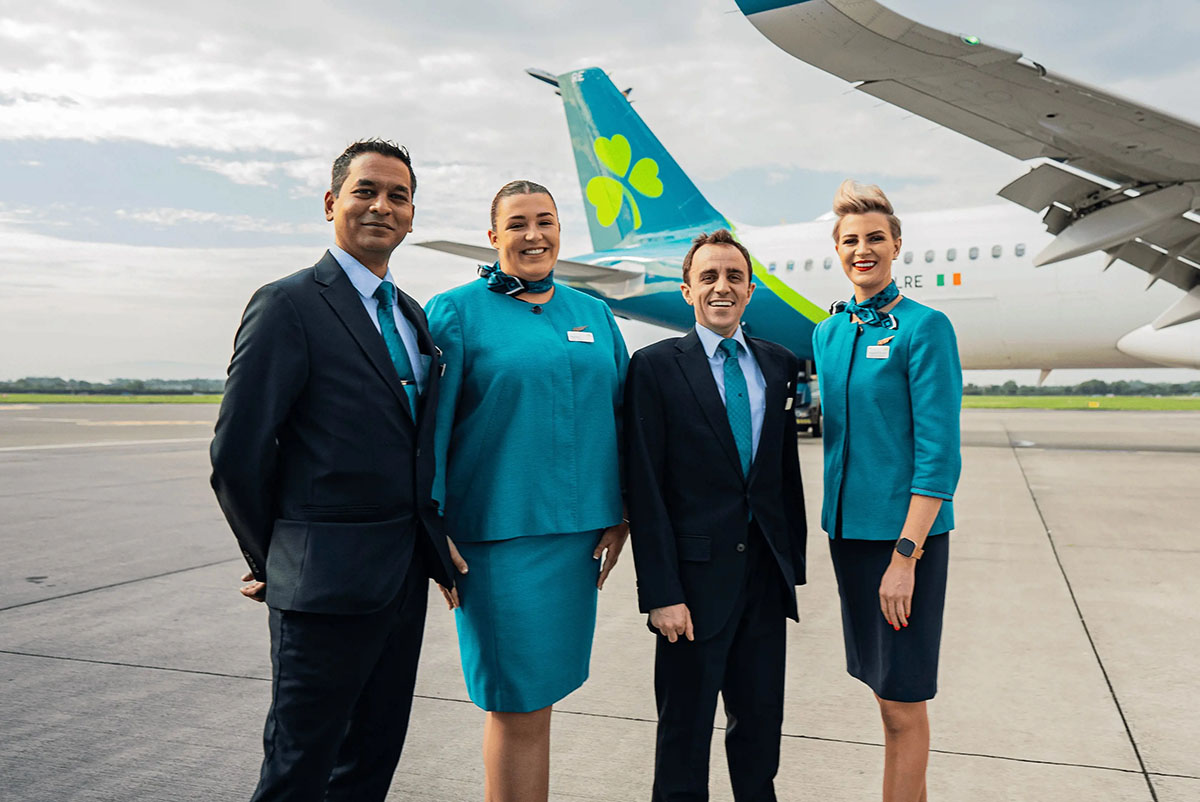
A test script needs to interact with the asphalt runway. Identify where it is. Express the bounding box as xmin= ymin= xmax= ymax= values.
xmin=1 ymin=404 xmax=1197 ymax=801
